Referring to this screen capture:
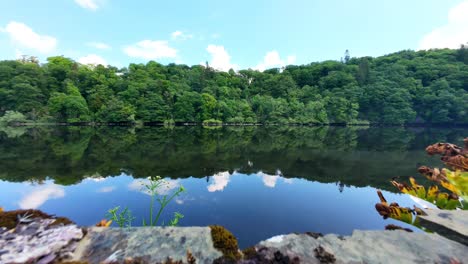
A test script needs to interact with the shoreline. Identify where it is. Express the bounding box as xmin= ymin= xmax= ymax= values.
xmin=6 ymin=122 xmax=468 ymax=128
